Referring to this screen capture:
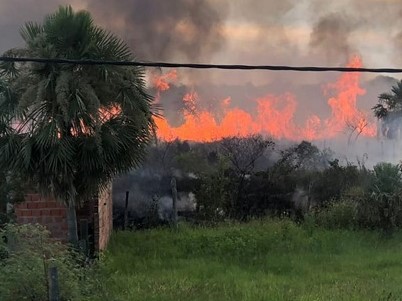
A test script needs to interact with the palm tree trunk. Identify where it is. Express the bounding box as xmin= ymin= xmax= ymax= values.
xmin=67 ymin=200 xmax=79 ymax=247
